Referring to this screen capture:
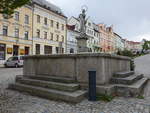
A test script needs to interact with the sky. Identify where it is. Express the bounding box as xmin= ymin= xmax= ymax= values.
xmin=48 ymin=0 xmax=150 ymax=42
